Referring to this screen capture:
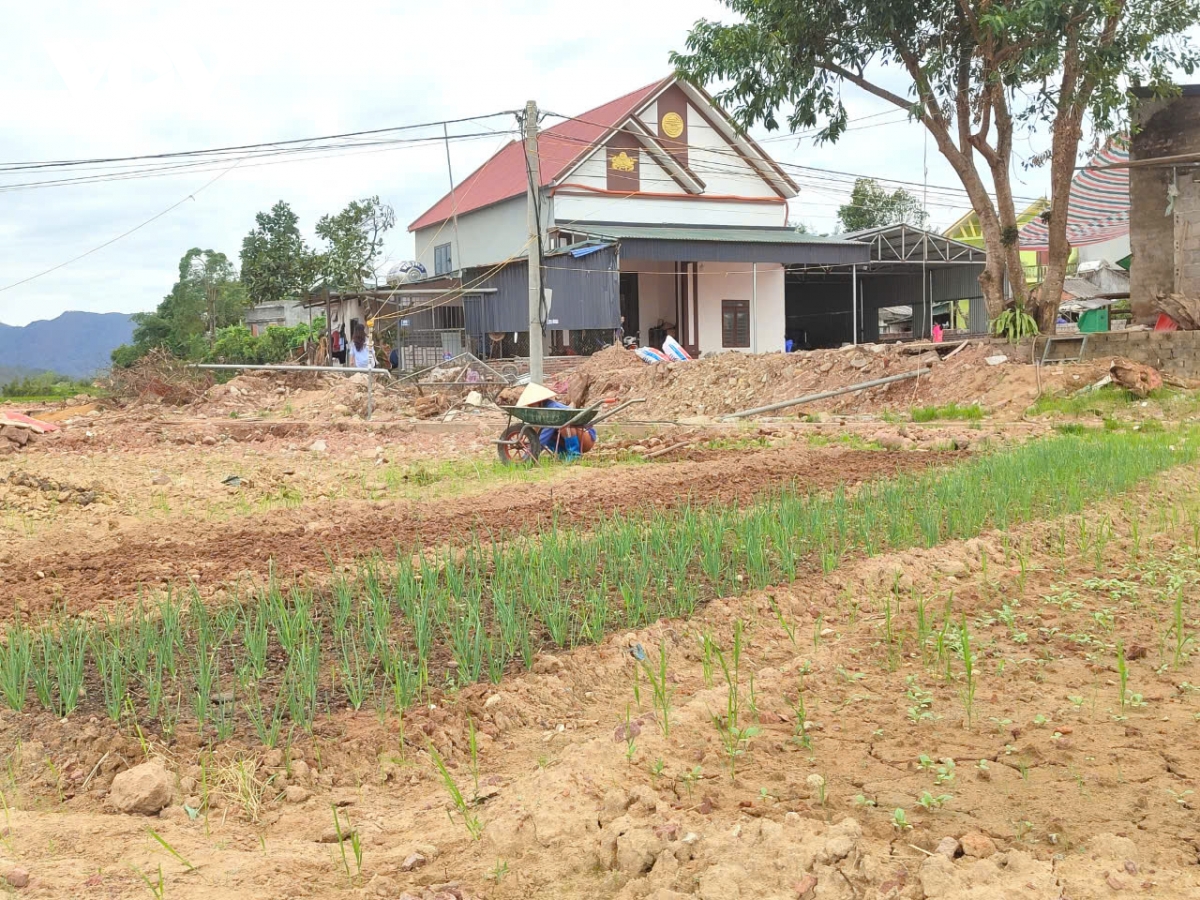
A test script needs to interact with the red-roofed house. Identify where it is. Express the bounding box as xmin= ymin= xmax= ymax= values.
xmin=393 ymin=76 xmax=871 ymax=361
